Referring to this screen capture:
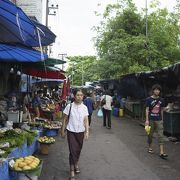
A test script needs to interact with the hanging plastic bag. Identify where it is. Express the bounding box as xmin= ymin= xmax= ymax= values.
xmin=97 ymin=108 xmax=103 ymax=117
xmin=145 ymin=125 xmax=151 ymax=135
